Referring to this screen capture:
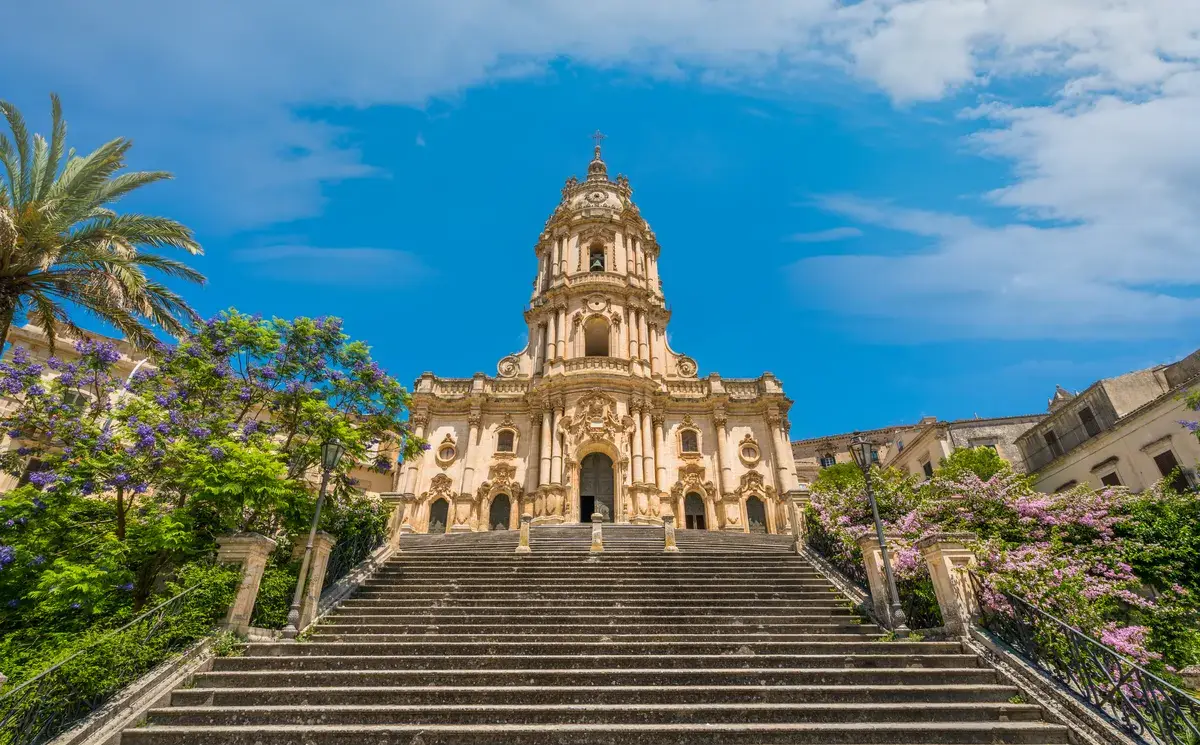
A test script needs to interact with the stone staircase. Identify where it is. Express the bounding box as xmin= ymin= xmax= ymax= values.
xmin=122 ymin=526 xmax=1069 ymax=744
